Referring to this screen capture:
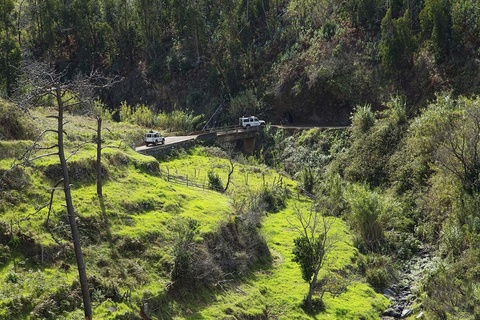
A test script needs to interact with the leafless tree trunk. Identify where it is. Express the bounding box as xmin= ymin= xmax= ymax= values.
xmin=221 ymin=142 xmax=237 ymax=193
xmin=55 ymin=86 xmax=92 ymax=319
xmin=96 ymin=116 xmax=102 ymax=198
xmin=11 ymin=61 xmax=113 ymax=320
